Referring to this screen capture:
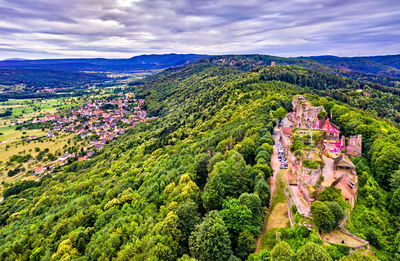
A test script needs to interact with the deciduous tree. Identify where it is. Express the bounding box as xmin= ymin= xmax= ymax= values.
xmin=189 ymin=211 xmax=232 ymax=261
